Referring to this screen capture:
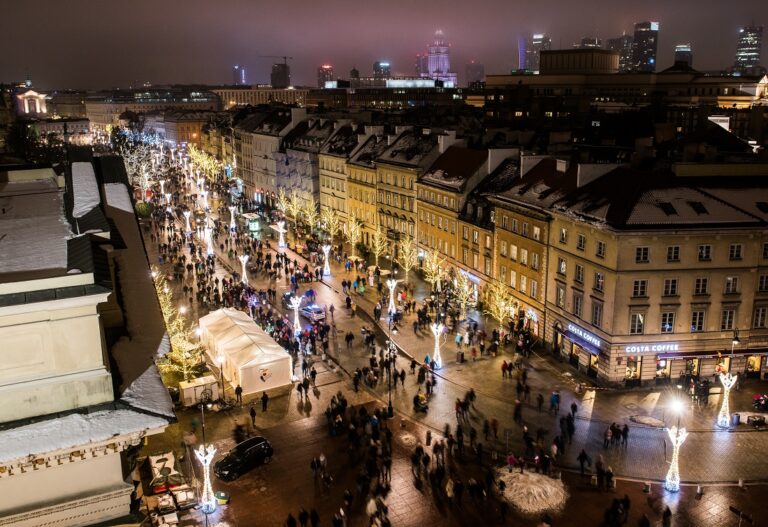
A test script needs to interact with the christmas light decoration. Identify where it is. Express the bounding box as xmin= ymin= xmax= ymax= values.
xmin=229 ymin=206 xmax=237 ymax=232
xmin=195 ymin=444 xmax=217 ymax=514
xmin=203 ymin=224 xmax=214 ymax=257
xmin=664 ymin=425 xmax=688 ymax=492
xmin=431 ymin=322 xmax=444 ymax=369
xmin=183 ymin=210 xmax=192 ymax=233
xmin=239 ymin=254 xmax=249 ymax=285
xmin=322 ymin=244 xmax=331 ymax=276
xmin=289 ymin=296 xmax=302 ymax=338
xmin=717 ymin=372 xmax=738 ymax=428
xmin=276 ymin=221 xmax=287 ymax=248
xmin=387 ymin=278 xmax=399 ymax=316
